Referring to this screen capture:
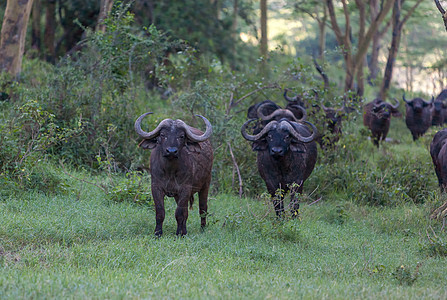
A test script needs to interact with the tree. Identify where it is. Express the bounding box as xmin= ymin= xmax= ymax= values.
xmin=0 ymin=0 xmax=34 ymax=77
xmin=379 ymin=0 xmax=423 ymax=99
xmin=44 ymin=0 xmax=56 ymax=63
xmin=367 ymin=0 xmax=392 ymax=84
xmin=325 ymin=0 xmax=395 ymax=96
xmin=293 ymin=0 xmax=328 ymax=60
xmin=31 ymin=0 xmax=41 ymax=51
xmin=260 ymin=0 xmax=268 ymax=75
xmin=96 ymin=0 xmax=114 ymax=32
xmin=434 ymin=0 xmax=447 ymax=31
